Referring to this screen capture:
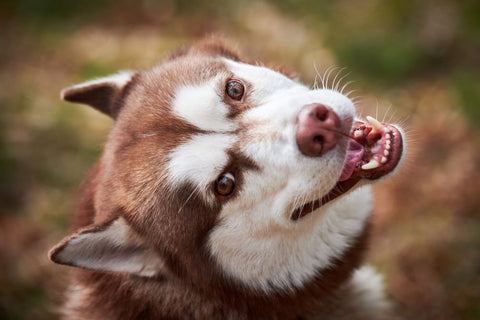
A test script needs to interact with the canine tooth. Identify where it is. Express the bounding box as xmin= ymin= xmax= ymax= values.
xmin=381 ymin=156 xmax=387 ymax=164
xmin=362 ymin=159 xmax=380 ymax=170
xmin=384 ymin=150 xmax=389 ymax=156
xmin=354 ymin=129 xmax=363 ymax=139
xmin=385 ymin=134 xmax=391 ymax=139
xmin=366 ymin=116 xmax=383 ymax=132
